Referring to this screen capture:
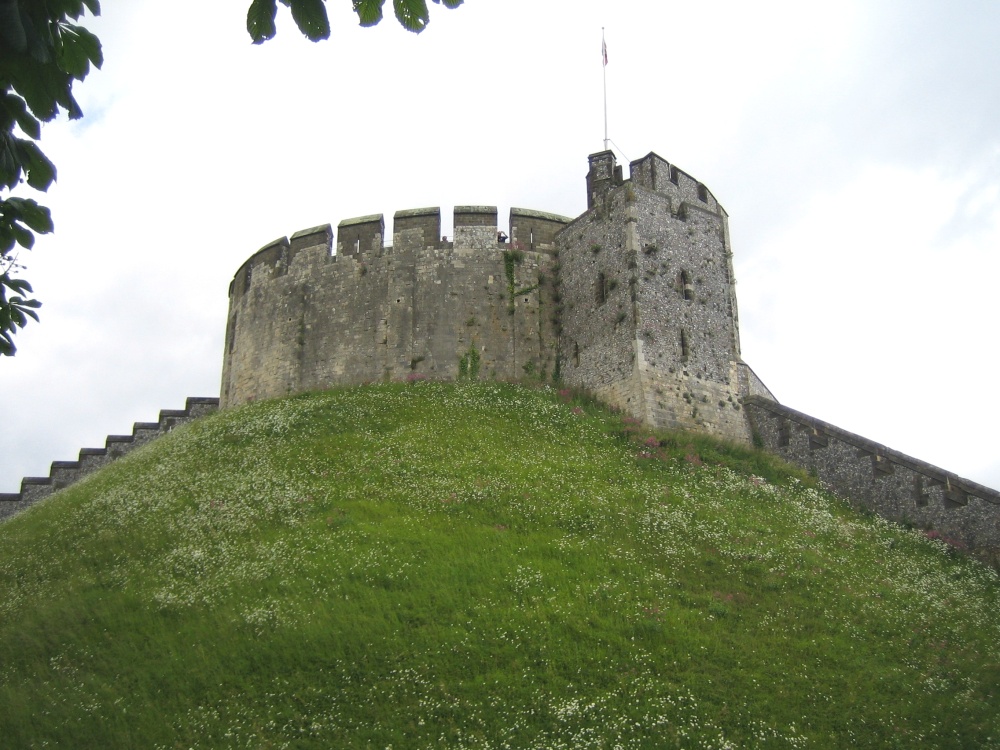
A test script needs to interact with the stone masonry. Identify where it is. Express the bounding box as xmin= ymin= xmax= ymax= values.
xmin=745 ymin=397 xmax=1000 ymax=555
xmin=220 ymin=206 xmax=567 ymax=406
xmin=1 ymin=397 xmax=219 ymax=522
xmin=557 ymin=151 xmax=762 ymax=443
xmin=222 ymin=150 xmax=771 ymax=444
